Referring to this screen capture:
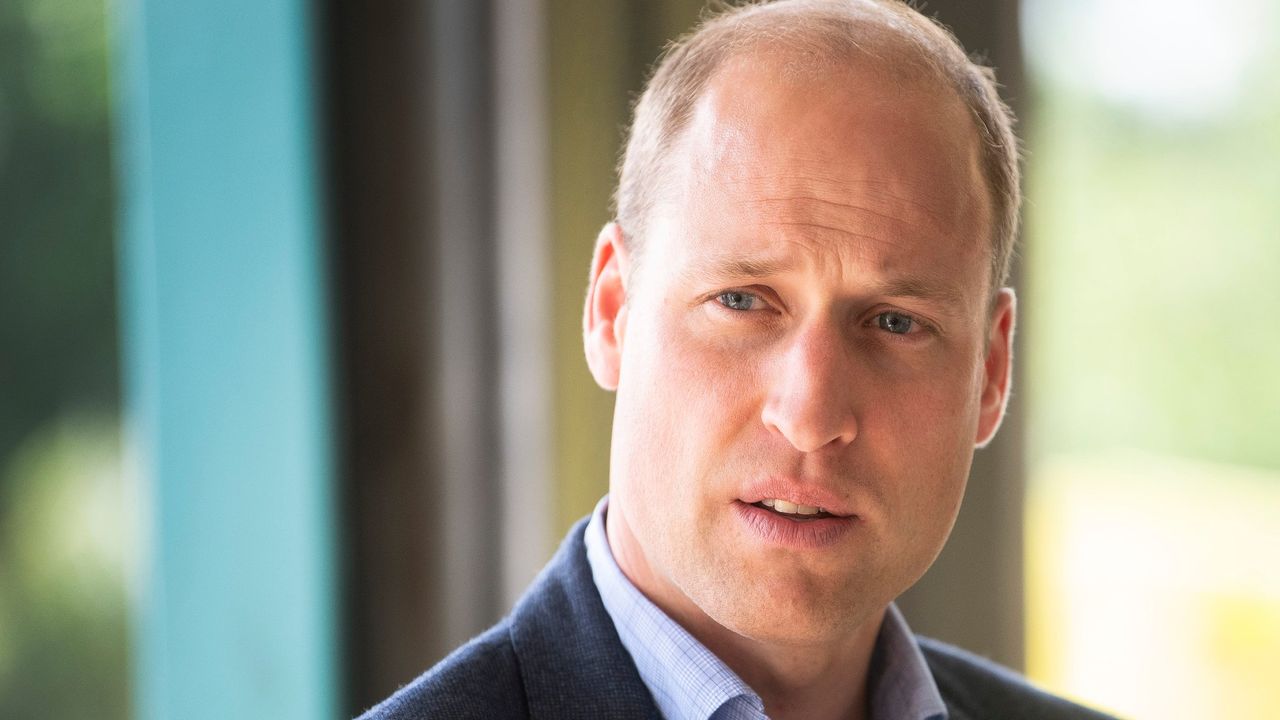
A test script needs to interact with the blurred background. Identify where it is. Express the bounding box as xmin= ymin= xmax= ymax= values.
xmin=1 ymin=0 xmax=1277 ymax=718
